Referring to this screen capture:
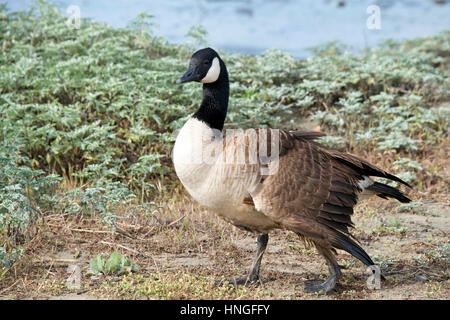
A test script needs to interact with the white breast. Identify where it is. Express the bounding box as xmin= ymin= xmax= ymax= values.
xmin=173 ymin=118 xmax=213 ymax=172
xmin=172 ymin=117 xmax=278 ymax=233
xmin=173 ymin=118 xmax=227 ymax=209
